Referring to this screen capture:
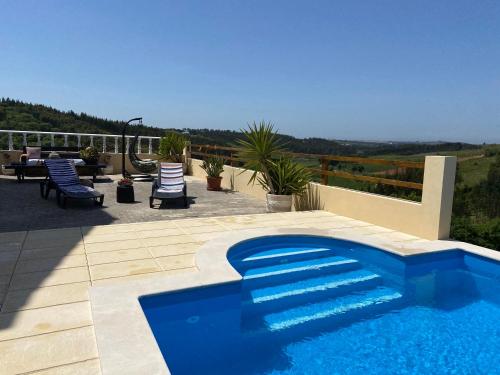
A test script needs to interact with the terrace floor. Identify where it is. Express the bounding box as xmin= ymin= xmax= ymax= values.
xmin=0 ymin=210 xmax=438 ymax=374
xmin=0 ymin=175 xmax=267 ymax=232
